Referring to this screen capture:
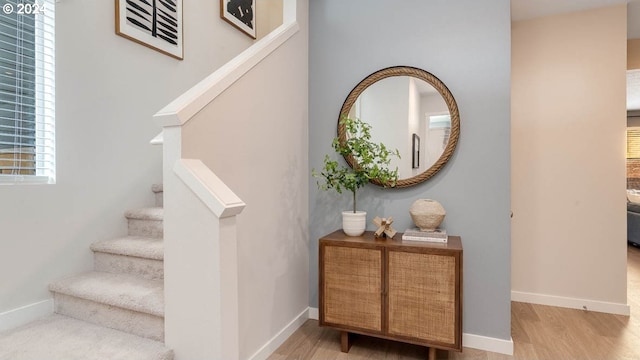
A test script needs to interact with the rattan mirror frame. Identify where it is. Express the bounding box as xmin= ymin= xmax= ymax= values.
xmin=338 ymin=66 xmax=460 ymax=188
